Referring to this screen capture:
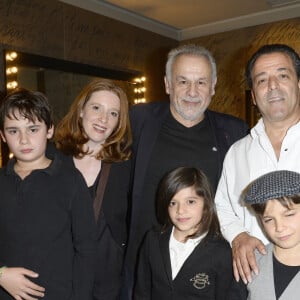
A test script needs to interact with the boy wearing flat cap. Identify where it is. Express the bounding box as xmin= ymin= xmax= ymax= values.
xmin=228 ymin=170 xmax=300 ymax=300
